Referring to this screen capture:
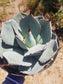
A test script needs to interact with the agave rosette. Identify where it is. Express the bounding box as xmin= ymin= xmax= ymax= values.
xmin=0 ymin=12 xmax=59 ymax=75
